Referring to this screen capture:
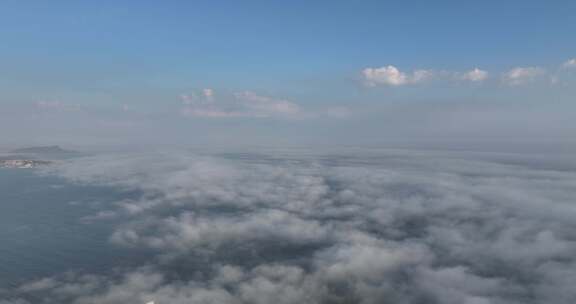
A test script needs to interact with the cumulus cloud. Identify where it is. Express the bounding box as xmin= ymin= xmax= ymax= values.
xmin=460 ymin=68 xmax=489 ymax=82
xmin=502 ymin=66 xmax=546 ymax=86
xmin=180 ymin=89 xmax=301 ymax=119
xmin=362 ymin=66 xmax=434 ymax=86
xmin=7 ymin=150 xmax=576 ymax=303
